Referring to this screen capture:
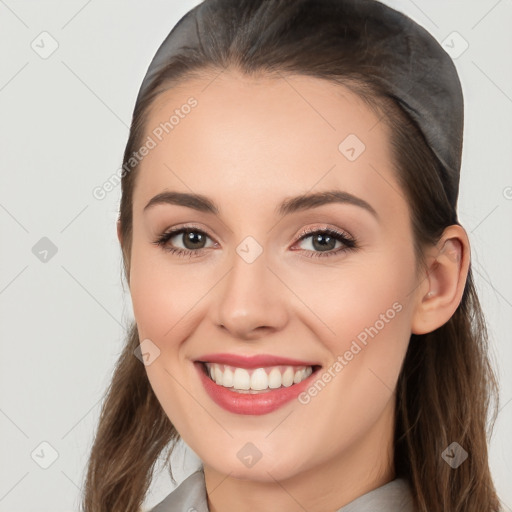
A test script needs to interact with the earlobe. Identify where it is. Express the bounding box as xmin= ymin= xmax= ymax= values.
xmin=411 ymin=226 xmax=470 ymax=335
